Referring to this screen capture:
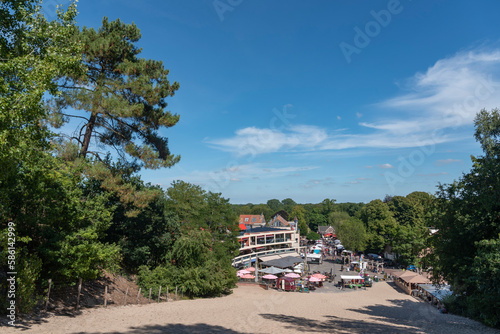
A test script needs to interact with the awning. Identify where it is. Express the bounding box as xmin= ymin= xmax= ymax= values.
xmin=418 ymin=284 xmax=452 ymax=301
xmin=261 ymin=256 xmax=302 ymax=269
xmin=403 ymin=275 xmax=431 ymax=284
xmin=396 ymin=271 xmax=418 ymax=279
xmin=341 ymin=275 xmax=364 ymax=280
xmin=259 ymin=254 xmax=282 ymax=262
xmin=239 ymin=224 xmax=247 ymax=230
xmin=259 ymin=266 xmax=286 ymax=275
